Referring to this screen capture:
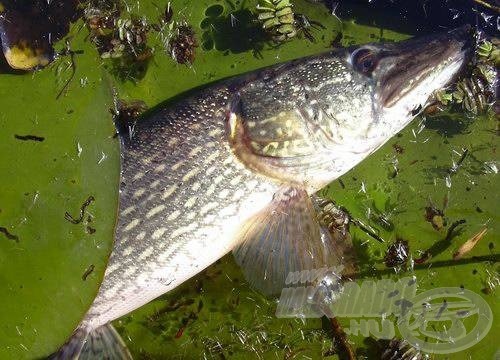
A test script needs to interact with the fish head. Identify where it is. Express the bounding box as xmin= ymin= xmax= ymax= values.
xmin=228 ymin=26 xmax=472 ymax=190
xmin=343 ymin=25 xmax=473 ymax=137
xmin=302 ymin=25 xmax=473 ymax=188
